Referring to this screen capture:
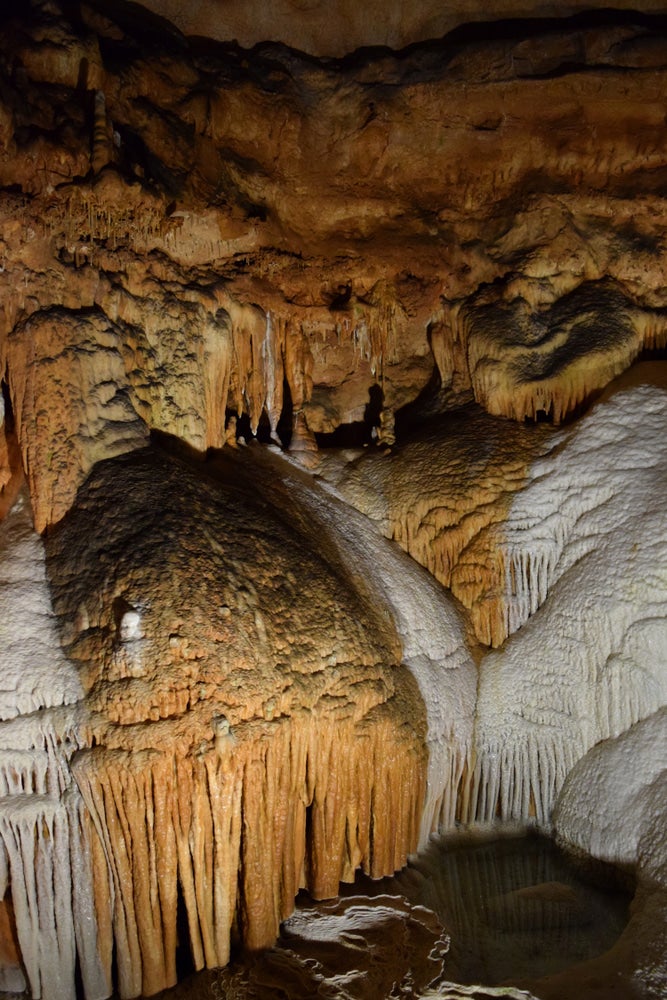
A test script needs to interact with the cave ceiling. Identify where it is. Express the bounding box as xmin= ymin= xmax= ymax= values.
xmin=129 ymin=0 xmax=667 ymax=56
xmin=3 ymin=1 xmax=667 ymax=529
xmin=0 ymin=5 xmax=667 ymax=1000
